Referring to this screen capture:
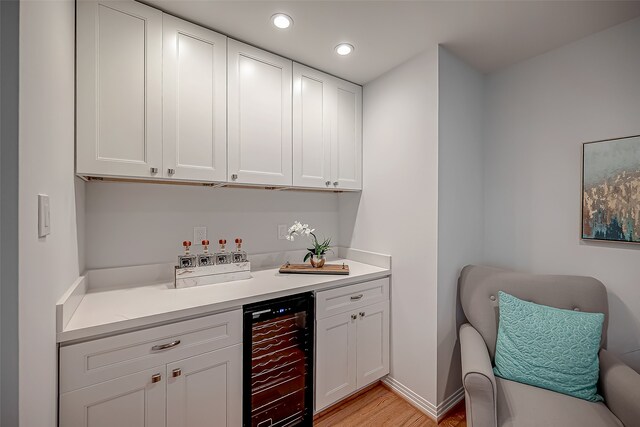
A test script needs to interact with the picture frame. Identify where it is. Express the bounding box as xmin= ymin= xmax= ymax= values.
xmin=581 ymin=134 xmax=640 ymax=244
